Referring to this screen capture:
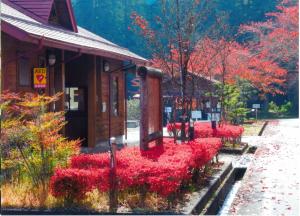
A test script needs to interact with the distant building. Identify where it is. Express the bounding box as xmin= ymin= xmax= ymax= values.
xmin=162 ymin=73 xmax=219 ymax=125
xmin=126 ymin=71 xmax=219 ymax=125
